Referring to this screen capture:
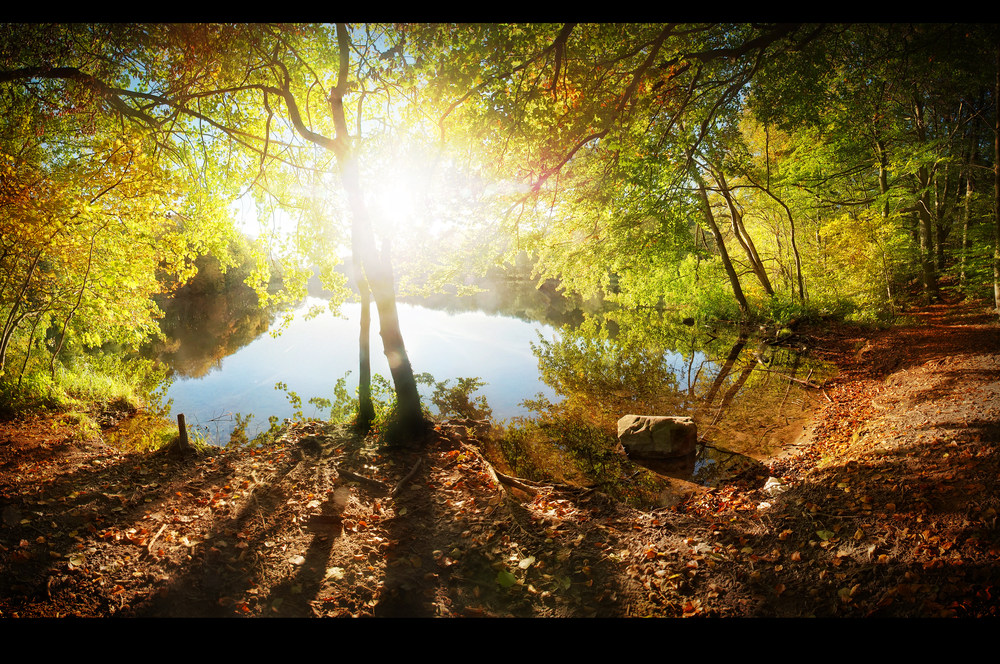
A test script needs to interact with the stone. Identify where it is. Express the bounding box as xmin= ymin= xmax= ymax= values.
xmin=617 ymin=414 xmax=697 ymax=459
